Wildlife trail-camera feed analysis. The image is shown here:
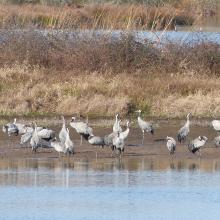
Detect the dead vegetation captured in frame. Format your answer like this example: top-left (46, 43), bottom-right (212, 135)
top-left (0, 0), bottom-right (219, 118)
top-left (0, 3), bottom-right (200, 30)
top-left (0, 30), bottom-right (219, 118)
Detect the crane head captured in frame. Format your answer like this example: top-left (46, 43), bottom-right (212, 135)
top-left (71, 117), bottom-right (76, 122)
top-left (135, 110), bottom-right (141, 113)
top-left (186, 113), bottom-right (191, 118)
top-left (200, 136), bottom-right (208, 141)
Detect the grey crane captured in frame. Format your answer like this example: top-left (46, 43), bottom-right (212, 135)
top-left (113, 113), bottom-right (122, 133)
top-left (135, 110), bottom-right (154, 144)
top-left (88, 135), bottom-right (105, 159)
top-left (177, 113), bottom-right (191, 143)
top-left (30, 123), bottom-right (52, 152)
top-left (59, 115), bottom-right (68, 144)
top-left (2, 119), bottom-right (19, 136)
top-left (12, 118), bottom-right (27, 135)
top-left (65, 128), bottom-right (74, 155)
top-left (37, 127), bottom-right (55, 141)
top-left (119, 120), bottom-right (130, 140)
top-left (113, 132), bottom-right (124, 157)
top-left (30, 123), bottom-right (41, 152)
top-left (212, 120), bottom-right (220, 132)
top-left (51, 138), bottom-right (67, 157)
top-left (188, 136), bottom-right (208, 156)
top-left (20, 125), bottom-right (49, 145)
top-left (20, 132), bottom-right (33, 145)
top-left (166, 136), bottom-right (176, 155)
top-left (104, 132), bottom-right (116, 154)
top-left (70, 116), bottom-right (93, 145)
top-left (88, 135), bottom-right (105, 147)
top-left (214, 136), bottom-right (220, 147)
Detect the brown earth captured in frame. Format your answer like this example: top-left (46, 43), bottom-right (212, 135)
top-left (0, 119), bottom-right (220, 171)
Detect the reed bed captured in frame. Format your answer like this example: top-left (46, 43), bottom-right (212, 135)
top-left (0, 3), bottom-right (199, 30)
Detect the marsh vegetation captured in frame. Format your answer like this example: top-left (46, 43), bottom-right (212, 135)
top-left (0, 0), bottom-right (219, 118)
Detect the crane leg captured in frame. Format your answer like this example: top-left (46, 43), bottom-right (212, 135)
top-left (80, 136), bottom-right (83, 146)
top-left (142, 131), bottom-right (145, 145)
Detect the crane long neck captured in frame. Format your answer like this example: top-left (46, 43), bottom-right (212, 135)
top-left (186, 117), bottom-right (190, 127)
top-left (116, 115), bottom-right (118, 122)
top-left (62, 119), bottom-right (66, 128)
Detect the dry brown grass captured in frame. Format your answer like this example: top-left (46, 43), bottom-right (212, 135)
top-left (0, 3), bottom-right (196, 30)
top-left (1, 63), bottom-right (220, 118)
top-left (0, 29), bottom-right (219, 118)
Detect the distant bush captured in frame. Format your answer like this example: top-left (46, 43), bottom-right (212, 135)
top-left (0, 30), bottom-right (219, 75)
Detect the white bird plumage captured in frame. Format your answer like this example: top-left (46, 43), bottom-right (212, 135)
top-left (59, 116), bottom-right (68, 144)
top-left (51, 138), bottom-right (67, 157)
top-left (37, 128), bottom-right (55, 141)
top-left (20, 125), bottom-right (48, 145)
top-left (188, 136), bottom-right (208, 155)
top-left (135, 110), bottom-right (154, 144)
top-left (88, 134), bottom-right (105, 158)
top-left (65, 128), bottom-right (74, 155)
top-left (166, 136), bottom-right (176, 155)
top-left (30, 123), bottom-right (41, 152)
top-left (113, 132), bottom-right (124, 157)
top-left (88, 135), bottom-right (105, 147)
top-left (212, 120), bottom-right (220, 132)
top-left (113, 114), bottom-right (122, 133)
top-left (70, 116), bottom-right (93, 145)
top-left (214, 136), bottom-right (220, 147)
top-left (119, 120), bottom-right (130, 140)
top-left (2, 118), bottom-right (19, 136)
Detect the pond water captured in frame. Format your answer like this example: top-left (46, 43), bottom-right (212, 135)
top-left (0, 28), bottom-right (219, 48)
top-left (1, 157), bottom-right (220, 220)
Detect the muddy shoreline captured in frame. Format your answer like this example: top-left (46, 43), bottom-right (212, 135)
top-left (1, 120), bottom-right (220, 164)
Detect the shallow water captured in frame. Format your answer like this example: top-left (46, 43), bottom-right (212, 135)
top-left (1, 157), bottom-right (220, 220)
top-left (1, 119), bottom-right (220, 219)
top-left (0, 29), bottom-right (219, 47)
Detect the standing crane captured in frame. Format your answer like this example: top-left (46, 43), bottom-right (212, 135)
top-left (70, 116), bottom-right (93, 145)
top-left (177, 113), bottom-right (191, 143)
top-left (59, 115), bottom-right (68, 144)
top-left (135, 110), bottom-right (154, 145)
top-left (166, 136), bottom-right (176, 155)
top-left (113, 113), bottom-right (122, 133)
top-left (65, 128), bottom-right (74, 155)
top-left (30, 122), bottom-right (41, 153)
top-left (119, 120), bottom-right (130, 140)
top-left (88, 134), bottom-right (105, 159)
top-left (113, 132), bottom-right (124, 158)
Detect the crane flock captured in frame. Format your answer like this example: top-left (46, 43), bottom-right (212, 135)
top-left (1, 111), bottom-right (219, 158)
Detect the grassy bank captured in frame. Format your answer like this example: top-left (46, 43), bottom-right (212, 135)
top-left (1, 64), bottom-right (220, 118)
top-left (0, 1), bottom-right (216, 30)
top-left (0, 30), bottom-right (219, 118)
